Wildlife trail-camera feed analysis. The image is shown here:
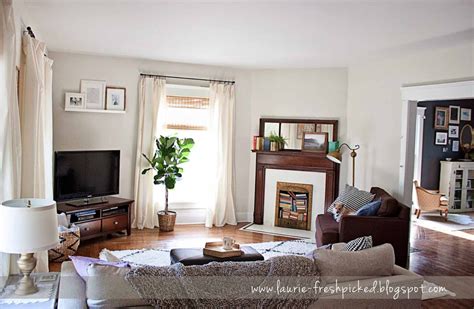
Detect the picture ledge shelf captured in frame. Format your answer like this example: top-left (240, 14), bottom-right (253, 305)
top-left (65, 109), bottom-right (126, 114)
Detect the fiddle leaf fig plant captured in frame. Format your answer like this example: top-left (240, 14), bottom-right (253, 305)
top-left (142, 135), bottom-right (195, 213)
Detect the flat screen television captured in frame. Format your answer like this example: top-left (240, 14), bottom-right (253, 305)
top-left (54, 150), bottom-right (120, 202)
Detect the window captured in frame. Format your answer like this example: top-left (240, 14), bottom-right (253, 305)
top-left (159, 84), bottom-right (212, 209)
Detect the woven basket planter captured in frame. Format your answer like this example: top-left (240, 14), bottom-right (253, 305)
top-left (158, 211), bottom-right (176, 232)
top-left (48, 225), bottom-right (80, 262)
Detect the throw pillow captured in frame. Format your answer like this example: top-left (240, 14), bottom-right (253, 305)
top-left (69, 256), bottom-right (129, 280)
top-left (342, 236), bottom-right (373, 251)
top-left (327, 184), bottom-right (375, 214)
top-left (355, 199), bottom-right (382, 216)
top-left (377, 198), bottom-right (401, 217)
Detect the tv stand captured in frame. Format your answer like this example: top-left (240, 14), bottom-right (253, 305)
top-left (57, 197), bottom-right (134, 240)
top-left (66, 196), bottom-right (109, 207)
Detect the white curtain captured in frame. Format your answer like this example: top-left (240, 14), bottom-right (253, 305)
top-left (132, 77), bottom-right (166, 229)
top-left (205, 82), bottom-right (237, 227)
top-left (18, 35), bottom-right (54, 272)
top-left (0, 0), bottom-right (22, 279)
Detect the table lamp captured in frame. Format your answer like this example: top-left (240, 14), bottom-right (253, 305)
top-left (327, 143), bottom-right (360, 187)
top-left (0, 199), bottom-right (58, 295)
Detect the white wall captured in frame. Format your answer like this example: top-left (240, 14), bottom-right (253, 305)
top-left (50, 52), bottom-right (348, 223)
top-left (346, 42), bottom-right (474, 200)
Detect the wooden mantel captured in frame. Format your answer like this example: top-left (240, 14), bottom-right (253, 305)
top-left (253, 150), bottom-right (339, 224)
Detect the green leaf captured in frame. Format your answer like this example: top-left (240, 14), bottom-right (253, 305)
top-left (141, 168), bottom-right (151, 175)
top-left (165, 176), bottom-right (176, 189)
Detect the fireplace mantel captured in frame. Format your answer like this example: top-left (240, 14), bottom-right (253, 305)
top-left (253, 150), bottom-right (339, 224)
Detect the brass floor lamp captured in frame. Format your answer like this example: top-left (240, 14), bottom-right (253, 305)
top-left (327, 143), bottom-right (360, 187)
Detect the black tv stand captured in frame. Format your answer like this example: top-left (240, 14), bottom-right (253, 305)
top-left (66, 196), bottom-right (109, 207)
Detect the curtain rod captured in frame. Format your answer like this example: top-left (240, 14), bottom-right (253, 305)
top-left (140, 73), bottom-right (235, 84)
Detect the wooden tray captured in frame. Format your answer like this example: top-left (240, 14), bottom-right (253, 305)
top-left (203, 241), bottom-right (242, 258)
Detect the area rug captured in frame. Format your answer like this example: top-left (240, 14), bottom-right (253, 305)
top-left (105, 239), bottom-right (452, 300)
top-left (239, 223), bottom-right (314, 239)
top-left (414, 213), bottom-right (474, 232)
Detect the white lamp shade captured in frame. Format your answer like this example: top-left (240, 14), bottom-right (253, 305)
top-left (0, 199), bottom-right (59, 254)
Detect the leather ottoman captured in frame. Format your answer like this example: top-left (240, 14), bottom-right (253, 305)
top-left (170, 246), bottom-right (264, 266)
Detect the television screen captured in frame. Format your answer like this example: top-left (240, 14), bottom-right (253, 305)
top-left (54, 150), bottom-right (120, 202)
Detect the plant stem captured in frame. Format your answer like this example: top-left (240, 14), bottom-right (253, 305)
top-left (165, 187), bottom-right (169, 213)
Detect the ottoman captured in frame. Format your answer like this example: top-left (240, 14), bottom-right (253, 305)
top-left (170, 246), bottom-right (264, 266)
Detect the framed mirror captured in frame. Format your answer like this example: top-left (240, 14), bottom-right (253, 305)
top-left (460, 124), bottom-right (473, 159)
top-left (260, 118), bottom-right (338, 150)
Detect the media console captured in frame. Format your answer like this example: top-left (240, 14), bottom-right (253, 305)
top-left (57, 197), bottom-right (133, 240)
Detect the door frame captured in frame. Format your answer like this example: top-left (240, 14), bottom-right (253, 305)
top-left (399, 80), bottom-right (474, 206)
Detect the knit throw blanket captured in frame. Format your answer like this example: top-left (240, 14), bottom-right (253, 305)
top-left (125, 255), bottom-right (320, 308)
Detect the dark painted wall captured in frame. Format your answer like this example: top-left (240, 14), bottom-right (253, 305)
top-left (418, 99), bottom-right (474, 189)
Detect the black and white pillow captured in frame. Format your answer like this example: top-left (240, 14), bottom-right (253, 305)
top-left (327, 185), bottom-right (375, 214)
top-left (343, 236), bottom-right (373, 251)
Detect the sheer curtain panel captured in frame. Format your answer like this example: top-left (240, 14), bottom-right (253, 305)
top-left (132, 77), bottom-right (166, 229)
top-left (205, 82), bottom-right (237, 227)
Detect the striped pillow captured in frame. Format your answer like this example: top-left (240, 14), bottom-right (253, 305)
top-left (327, 185), bottom-right (375, 214)
top-left (343, 236), bottom-right (373, 251)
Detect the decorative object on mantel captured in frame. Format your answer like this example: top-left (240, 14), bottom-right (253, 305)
top-left (268, 132), bottom-right (287, 151)
top-left (434, 106), bottom-right (449, 130)
top-left (0, 199), bottom-right (59, 295)
top-left (449, 105), bottom-right (460, 124)
top-left (105, 86), bottom-right (126, 111)
top-left (80, 79), bottom-right (106, 110)
top-left (142, 136), bottom-right (195, 232)
top-left (64, 92), bottom-right (86, 111)
top-left (302, 132), bottom-right (328, 153)
top-left (327, 143), bottom-right (360, 186)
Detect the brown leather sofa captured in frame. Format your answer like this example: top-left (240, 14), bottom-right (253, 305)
top-left (315, 187), bottom-right (410, 267)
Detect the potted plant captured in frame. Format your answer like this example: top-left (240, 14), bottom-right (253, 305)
top-left (142, 135), bottom-right (195, 232)
top-left (269, 132), bottom-right (287, 151)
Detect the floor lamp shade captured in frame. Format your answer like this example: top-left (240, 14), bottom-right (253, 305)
top-left (0, 199), bottom-right (59, 253)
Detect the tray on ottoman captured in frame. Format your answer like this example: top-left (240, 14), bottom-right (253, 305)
top-left (170, 246), bottom-right (264, 266)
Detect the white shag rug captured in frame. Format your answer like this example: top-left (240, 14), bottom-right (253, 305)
top-left (105, 239), bottom-right (453, 300)
top-left (415, 213), bottom-right (474, 232)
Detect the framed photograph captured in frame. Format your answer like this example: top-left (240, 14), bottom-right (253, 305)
top-left (449, 105), bottom-right (460, 124)
top-left (452, 140), bottom-right (459, 152)
top-left (302, 132), bottom-right (328, 152)
top-left (65, 92), bottom-right (86, 111)
top-left (434, 107), bottom-right (449, 130)
top-left (297, 123), bottom-right (316, 139)
top-left (435, 132), bottom-right (448, 145)
top-left (106, 87), bottom-right (126, 111)
top-left (80, 79), bottom-right (106, 110)
top-left (448, 125), bottom-right (459, 138)
top-left (461, 108), bottom-right (471, 121)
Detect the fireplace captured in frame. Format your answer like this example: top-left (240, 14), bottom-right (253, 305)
top-left (275, 182), bottom-right (313, 230)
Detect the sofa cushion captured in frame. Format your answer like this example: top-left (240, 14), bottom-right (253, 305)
top-left (355, 199), bottom-right (382, 216)
top-left (86, 264), bottom-right (149, 308)
top-left (312, 243), bottom-right (395, 283)
top-left (342, 236), bottom-right (372, 251)
top-left (316, 214), bottom-right (339, 246)
top-left (371, 187), bottom-right (401, 217)
top-left (328, 185), bottom-right (375, 213)
top-left (69, 256), bottom-right (128, 280)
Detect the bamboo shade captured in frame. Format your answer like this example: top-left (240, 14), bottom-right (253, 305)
top-left (167, 95), bottom-right (209, 109)
top-left (166, 124), bottom-right (207, 131)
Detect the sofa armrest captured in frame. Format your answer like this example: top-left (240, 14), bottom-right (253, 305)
top-left (338, 216), bottom-right (410, 267)
top-left (58, 262), bottom-right (87, 309)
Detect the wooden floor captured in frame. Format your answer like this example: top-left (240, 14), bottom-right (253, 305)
top-left (50, 222), bottom-right (474, 308)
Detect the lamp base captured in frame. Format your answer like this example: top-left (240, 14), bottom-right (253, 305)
top-left (15, 253), bottom-right (38, 295)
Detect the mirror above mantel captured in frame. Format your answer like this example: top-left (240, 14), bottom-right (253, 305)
top-left (260, 118), bottom-right (338, 150)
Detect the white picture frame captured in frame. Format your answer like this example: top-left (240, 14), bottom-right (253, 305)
top-left (452, 140), bottom-right (459, 152)
top-left (435, 132), bottom-right (448, 145)
top-left (80, 80), bottom-right (106, 110)
top-left (448, 125), bottom-right (459, 138)
top-left (65, 92), bottom-right (86, 111)
top-left (449, 105), bottom-right (460, 124)
top-left (105, 87), bottom-right (126, 111)
top-left (461, 108), bottom-right (471, 121)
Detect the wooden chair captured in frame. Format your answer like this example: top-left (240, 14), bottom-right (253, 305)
top-left (413, 181), bottom-right (448, 221)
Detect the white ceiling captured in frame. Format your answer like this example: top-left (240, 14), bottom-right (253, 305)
top-left (24, 0), bottom-right (474, 68)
